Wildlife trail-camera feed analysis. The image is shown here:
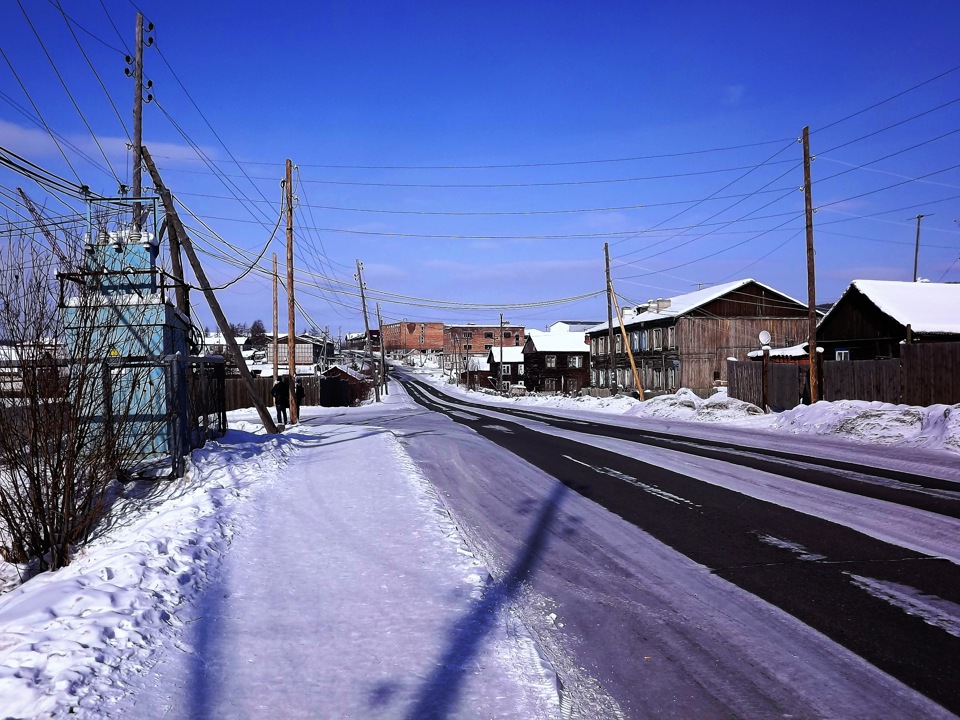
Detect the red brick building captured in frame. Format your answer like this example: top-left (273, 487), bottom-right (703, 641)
top-left (381, 321), bottom-right (445, 358)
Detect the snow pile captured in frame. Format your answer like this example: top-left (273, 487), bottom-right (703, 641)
top-left (767, 400), bottom-right (960, 454)
top-left (622, 388), bottom-right (763, 422)
top-left (0, 427), bottom-right (292, 717)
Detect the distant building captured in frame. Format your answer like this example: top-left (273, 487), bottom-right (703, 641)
top-left (381, 321), bottom-right (444, 357)
top-left (443, 322), bottom-right (525, 375)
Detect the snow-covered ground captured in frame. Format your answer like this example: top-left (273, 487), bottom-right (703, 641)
top-left (0, 364), bottom-right (957, 718)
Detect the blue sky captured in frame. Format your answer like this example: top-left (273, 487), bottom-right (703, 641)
top-left (1, 1), bottom-right (959, 337)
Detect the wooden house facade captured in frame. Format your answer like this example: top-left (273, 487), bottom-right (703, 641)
top-left (815, 280), bottom-right (960, 360)
top-left (587, 279), bottom-right (812, 397)
top-left (521, 332), bottom-right (590, 393)
top-left (486, 346), bottom-right (525, 392)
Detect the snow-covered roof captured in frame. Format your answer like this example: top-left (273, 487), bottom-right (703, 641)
top-left (824, 280), bottom-right (960, 335)
top-left (524, 332), bottom-right (589, 353)
top-left (746, 343), bottom-right (823, 358)
top-left (323, 364), bottom-right (366, 381)
top-left (486, 346), bottom-right (525, 364)
top-left (586, 279), bottom-right (808, 333)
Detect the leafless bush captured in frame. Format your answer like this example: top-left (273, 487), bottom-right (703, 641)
top-left (0, 228), bottom-right (173, 571)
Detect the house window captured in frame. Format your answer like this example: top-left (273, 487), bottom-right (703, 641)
top-left (501, 365), bottom-right (511, 376)
top-left (615, 335), bottom-right (622, 353)
top-left (640, 330), bottom-right (647, 351)
top-left (463, 344), bottom-right (472, 350)
top-left (569, 355), bottom-right (583, 368)
top-left (653, 367), bottom-right (663, 389)
top-left (484, 344), bottom-right (493, 350)
top-left (544, 378), bottom-right (557, 392)
top-left (546, 355), bottom-right (557, 368)
top-left (836, 349), bottom-right (851, 361)
top-left (518, 364), bottom-right (524, 376)
top-left (631, 331), bottom-right (640, 352)
top-left (592, 369), bottom-right (600, 386)
top-left (667, 326), bottom-right (676, 349)
top-left (501, 381), bottom-right (510, 392)
top-left (668, 367), bottom-right (677, 389)
top-left (591, 338), bottom-right (598, 355)
top-left (463, 331), bottom-right (473, 339)
top-left (503, 331), bottom-right (512, 339)
top-left (484, 331), bottom-right (494, 339)
top-left (654, 328), bottom-right (662, 350)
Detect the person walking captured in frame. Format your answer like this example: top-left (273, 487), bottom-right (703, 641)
top-left (294, 378), bottom-right (305, 418)
top-left (271, 375), bottom-right (289, 425)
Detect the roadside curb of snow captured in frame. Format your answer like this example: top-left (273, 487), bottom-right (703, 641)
top-left (384, 432), bottom-right (567, 718)
top-left (0, 428), bottom-right (294, 718)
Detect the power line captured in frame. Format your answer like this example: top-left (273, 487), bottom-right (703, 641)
top-left (16, 0), bottom-right (121, 185)
top-left (814, 64), bottom-right (960, 135)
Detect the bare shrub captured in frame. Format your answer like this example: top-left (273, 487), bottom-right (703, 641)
top-left (0, 227), bottom-right (174, 572)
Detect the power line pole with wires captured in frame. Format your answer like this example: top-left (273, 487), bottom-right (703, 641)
top-left (913, 213), bottom-right (931, 282)
top-left (802, 126), bottom-right (819, 403)
top-left (355, 260), bottom-right (380, 402)
top-left (125, 12), bottom-right (153, 228)
top-left (604, 243), bottom-right (617, 394)
top-left (285, 159), bottom-right (297, 423)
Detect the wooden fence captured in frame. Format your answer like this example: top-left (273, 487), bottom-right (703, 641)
top-left (224, 375), bottom-right (367, 411)
top-left (224, 376), bottom-right (325, 412)
top-left (729, 342), bottom-right (960, 409)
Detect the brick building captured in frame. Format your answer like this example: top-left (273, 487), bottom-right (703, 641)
top-left (380, 321), bottom-right (445, 358)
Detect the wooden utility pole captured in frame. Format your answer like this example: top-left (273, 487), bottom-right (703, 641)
top-left (130, 12), bottom-right (146, 228)
top-left (499, 312), bottom-right (504, 394)
top-left (604, 243), bottom-right (617, 394)
top-left (913, 214), bottom-right (930, 282)
top-left (375, 303), bottom-right (388, 395)
top-left (802, 126), bottom-right (819, 403)
top-left (356, 260), bottom-right (380, 402)
top-left (272, 252), bottom-right (279, 382)
top-left (142, 145), bottom-right (278, 434)
top-left (610, 282), bottom-right (644, 400)
top-left (285, 159), bottom-right (297, 423)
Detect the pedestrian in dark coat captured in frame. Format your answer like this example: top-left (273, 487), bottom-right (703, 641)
top-left (294, 378), bottom-right (305, 416)
top-left (271, 376), bottom-right (289, 424)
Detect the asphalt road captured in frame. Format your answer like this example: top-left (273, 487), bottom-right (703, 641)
top-left (322, 374), bottom-right (960, 718)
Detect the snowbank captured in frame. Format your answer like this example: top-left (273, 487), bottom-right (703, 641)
top-left (0, 427), bottom-right (293, 716)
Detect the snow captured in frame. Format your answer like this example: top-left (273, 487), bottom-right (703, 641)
top-left (0, 363), bottom-right (958, 717)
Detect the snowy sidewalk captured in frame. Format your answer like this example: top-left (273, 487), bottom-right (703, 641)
top-left (0, 418), bottom-right (557, 718)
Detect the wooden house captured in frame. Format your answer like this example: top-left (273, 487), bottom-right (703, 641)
top-left (815, 280), bottom-right (960, 360)
top-left (522, 332), bottom-right (590, 393)
top-left (486, 346), bottom-right (525, 392)
top-left (586, 279), bottom-right (812, 397)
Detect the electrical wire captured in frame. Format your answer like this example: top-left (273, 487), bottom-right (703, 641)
top-left (16, 0), bottom-right (121, 185)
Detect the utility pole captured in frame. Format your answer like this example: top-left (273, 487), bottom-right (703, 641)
top-left (913, 213), bottom-right (930, 282)
top-left (375, 303), bottom-right (388, 395)
top-left (499, 312), bottom-right (504, 394)
top-left (127, 12), bottom-right (152, 230)
top-left (272, 252), bottom-right (278, 382)
top-left (142, 145), bottom-right (278, 434)
top-left (604, 243), bottom-right (617, 394)
top-left (802, 126), bottom-right (819, 403)
top-left (285, 159), bottom-right (297, 422)
top-left (356, 260), bottom-right (380, 402)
